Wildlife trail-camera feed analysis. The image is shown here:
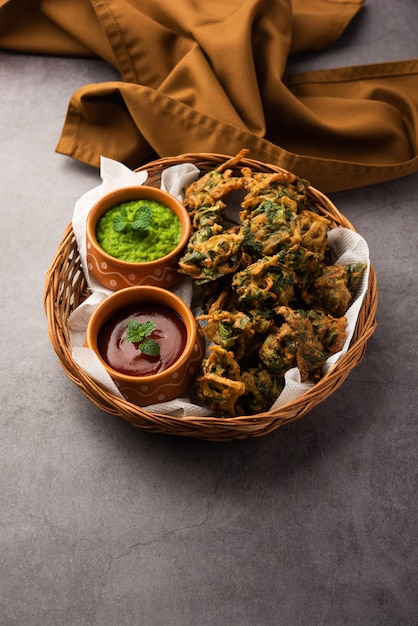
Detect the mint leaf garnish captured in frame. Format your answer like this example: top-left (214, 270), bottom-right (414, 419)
top-left (112, 205), bottom-right (152, 235)
top-left (139, 337), bottom-right (161, 356)
top-left (126, 320), bottom-right (155, 342)
top-left (125, 320), bottom-right (160, 356)
top-left (113, 208), bottom-right (128, 232)
top-left (131, 205), bottom-right (153, 233)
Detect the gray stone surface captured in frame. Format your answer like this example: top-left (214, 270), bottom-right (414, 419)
top-left (1, 1), bottom-right (417, 624)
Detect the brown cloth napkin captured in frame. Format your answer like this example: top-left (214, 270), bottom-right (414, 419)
top-left (1, 0), bottom-right (418, 191)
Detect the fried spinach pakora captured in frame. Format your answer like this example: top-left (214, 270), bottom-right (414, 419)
top-left (240, 367), bottom-right (284, 415)
top-left (300, 261), bottom-right (367, 317)
top-left (239, 168), bottom-right (308, 218)
top-left (197, 305), bottom-right (275, 360)
top-left (194, 345), bottom-right (283, 417)
top-left (178, 150), bottom-right (314, 285)
top-left (259, 307), bottom-right (347, 382)
top-left (177, 151), bottom-right (367, 416)
top-left (178, 227), bottom-right (250, 284)
top-left (194, 305), bottom-right (346, 416)
top-left (196, 310), bottom-right (255, 360)
top-left (182, 148), bottom-right (250, 230)
top-left (241, 197), bottom-right (301, 257)
top-left (232, 255), bottom-right (297, 310)
top-left (194, 345), bottom-right (246, 417)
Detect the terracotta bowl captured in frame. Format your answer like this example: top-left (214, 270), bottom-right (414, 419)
top-left (85, 286), bottom-right (205, 406)
top-left (86, 186), bottom-right (191, 290)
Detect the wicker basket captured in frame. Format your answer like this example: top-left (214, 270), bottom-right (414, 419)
top-left (44, 153), bottom-right (378, 440)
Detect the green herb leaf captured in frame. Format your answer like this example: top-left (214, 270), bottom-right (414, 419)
top-left (126, 319), bottom-right (156, 343)
top-left (125, 320), bottom-right (160, 355)
top-left (113, 208), bottom-right (128, 232)
top-left (131, 205), bottom-right (153, 232)
top-left (218, 321), bottom-right (232, 340)
top-left (139, 337), bottom-right (161, 356)
top-left (125, 320), bottom-right (141, 343)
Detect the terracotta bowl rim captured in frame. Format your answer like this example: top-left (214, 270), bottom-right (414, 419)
top-left (86, 185), bottom-right (191, 268)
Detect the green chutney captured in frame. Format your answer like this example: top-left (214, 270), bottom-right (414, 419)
top-left (95, 199), bottom-right (181, 262)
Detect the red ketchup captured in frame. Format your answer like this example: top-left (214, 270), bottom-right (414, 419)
top-left (98, 303), bottom-right (187, 376)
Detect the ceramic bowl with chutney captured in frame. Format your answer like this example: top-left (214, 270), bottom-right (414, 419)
top-left (85, 286), bottom-right (205, 406)
top-left (86, 186), bottom-right (191, 291)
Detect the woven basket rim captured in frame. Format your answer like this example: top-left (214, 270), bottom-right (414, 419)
top-left (44, 152), bottom-right (378, 440)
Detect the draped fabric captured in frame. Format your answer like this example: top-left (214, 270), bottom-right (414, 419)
top-left (1, 0), bottom-right (418, 191)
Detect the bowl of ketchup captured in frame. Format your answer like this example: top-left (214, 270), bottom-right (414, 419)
top-left (85, 286), bottom-right (205, 406)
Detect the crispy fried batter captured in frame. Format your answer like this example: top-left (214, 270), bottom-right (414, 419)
top-left (297, 209), bottom-right (330, 259)
top-left (178, 228), bottom-right (248, 284)
top-left (240, 169), bottom-right (308, 218)
top-left (300, 262), bottom-right (366, 317)
top-left (241, 197), bottom-right (301, 257)
top-left (278, 244), bottom-right (324, 289)
top-left (197, 310), bottom-right (254, 360)
top-left (194, 345), bottom-right (245, 417)
top-left (232, 255), bottom-right (297, 310)
top-left (307, 309), bottom-right (347, 354)
top-left (240, 366), bottom-right (283, 415)
top-left (259, 306), bottom-right (347, 382)
top-left (183, 149), bottom-right (250, 230)
top-left (178, 151), bottom-right (366, 416)
top-left (194, 345), bottom-right (283, 416)
top-left (197, 307), bottom-right (274, 361)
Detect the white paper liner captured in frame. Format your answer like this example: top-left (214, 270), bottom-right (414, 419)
top-left (68, 157), bottom-right (370, 418)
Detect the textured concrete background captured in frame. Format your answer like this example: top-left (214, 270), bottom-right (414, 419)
top-left (1, 1), bottom-right (417, 624)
